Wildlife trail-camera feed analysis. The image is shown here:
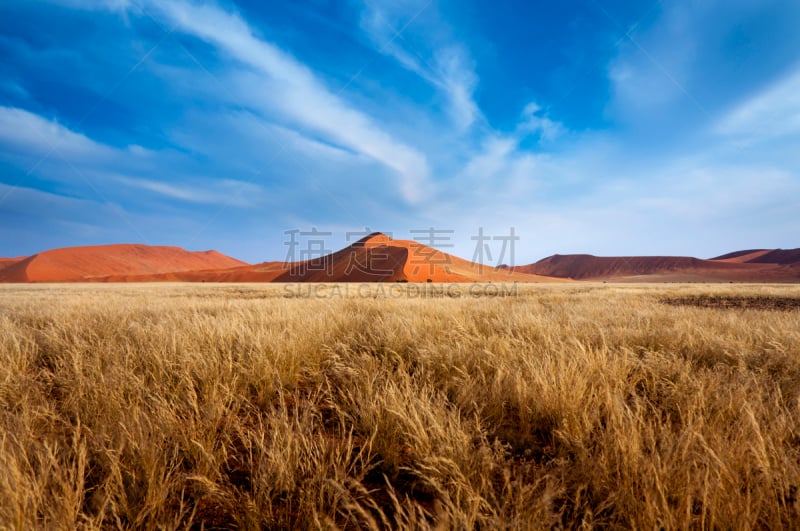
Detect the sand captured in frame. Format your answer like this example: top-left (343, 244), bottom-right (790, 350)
top-left (0, 244), bottom-right (248, 282)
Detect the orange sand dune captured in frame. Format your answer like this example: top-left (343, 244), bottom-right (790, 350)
top-left (0, 244), bottom-right (248, 282)
top-left (516, 250), bottom-right (800, 282)
top-left (268, 232), bottom-right (560, 283)
top-left (95, 233), bottom-right (562, 283)
top-left (0, 256), bottom-right (26, 270)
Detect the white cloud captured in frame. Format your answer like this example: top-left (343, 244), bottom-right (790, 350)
top-left (605, 2), bottom-right (700, 124)
top-left (519, 102), bottom-right (564, 142)
top-left (166, 107), bottom-right (363, 173)
top-left (0, 180), bottom-right (97, 214)
top-left (144, 0), bottom-right (430, 203)
top-left (434, 46), bottom-right (479, 131)
top-left (358, 0), bottom-right (480, 131)
top-left (0, 105), bottom-right (268, 209)
top-left (452, 136), bottom-right (541, 203)
top-left (0, 106), bottom-right (154, 167)
top-left (42, 0), bottom-right (131, 11)
top-left (716, 68), bottom-right (800, 141)
top-left (0, 106), bottom-right (112, 161)
top-left (448, 101), bottom-right (568, 200)
top-left (38, 0), bottom-right (431, 203)
top-left (461, 136), bottom-right (516, 182)
top-left (113, 174), bottom-right (264, 207)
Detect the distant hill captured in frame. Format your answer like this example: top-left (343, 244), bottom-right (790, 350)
top-left (514, 249), bottom-right (800, 282)
top-left (741, 249), bottom-right (800, 265)
top-left (514, 254), bottom-right (711, 280)
top-left (711, 249), bottom-right (770, 262)
top-left (0, 244), bottom-right (248, 282)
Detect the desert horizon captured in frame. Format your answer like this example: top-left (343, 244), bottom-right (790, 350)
top-left (2, 233), bottom-right (798, 283)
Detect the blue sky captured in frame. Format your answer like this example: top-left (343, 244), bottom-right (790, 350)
top-left (1, 0), bottom-right (799, 265)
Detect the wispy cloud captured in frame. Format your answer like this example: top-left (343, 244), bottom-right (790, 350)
top-left (604, 2), bottom-right (702, 131)
top-left (0, 105), bottom-right (266, 209)
top-left (42, 0), bottom-right (132, 11)
top-left (518, 103), bottom-right (565, 142)
top-left (37, 0), bottom-right (432, 203)
top-left (716, 67), bottom-right (800, 142)
top-left (0, 106), bottom-right (117, 161)
top-left (358, 0), bottom-right (480, 131)
top-left (441, 100), bottom-right (567, 203)
top-left (144, 0), bottom-right (430, 203)
top-left (113, 174), bottom-right (264, 207)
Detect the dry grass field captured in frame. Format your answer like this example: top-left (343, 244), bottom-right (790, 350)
top-left (1, 282), bottom-right (800, 529)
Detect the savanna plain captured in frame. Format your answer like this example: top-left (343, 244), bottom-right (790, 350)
top-left (1, 282), bottom-right (800, 529)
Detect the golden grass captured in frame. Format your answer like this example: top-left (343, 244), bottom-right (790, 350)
top-left (1, 282), bottom-right (800, 529)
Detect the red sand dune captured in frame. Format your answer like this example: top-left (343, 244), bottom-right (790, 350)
top-left (100, 233), bottom-right (561, 283)
top-left (711, 249), bottom-right (772, 263)
top-left (743, 249), bottom-right (800, 265)
top-left (515, 249), bottom-right (800, 282)
top-left (711, 249), bottom-right (800, 265)
top-left (0, 256), bottom-right (26, 270)
top-left (266, 232), bottom-right (559, 283)
top-left (0, 244), bottom-right (247, 282)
